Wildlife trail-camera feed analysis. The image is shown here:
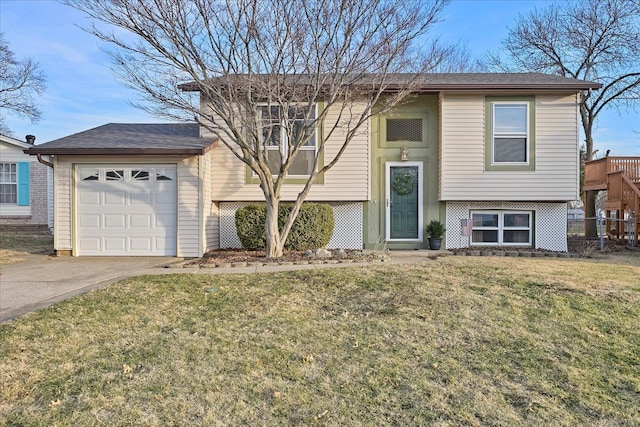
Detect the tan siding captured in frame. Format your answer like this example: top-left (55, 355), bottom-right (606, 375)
top-left (207, 102), bottom-right (370, 201)
top-left (177, 156), bottom-right (201, 257)
top-left (53, 159), bottom-right (72, 251)
top-left (52, 155), bottom-right (203, 257)
top-left (200, 150), bottom-right (219, 251)
top-left (440, 93), bottom-right (579, 201)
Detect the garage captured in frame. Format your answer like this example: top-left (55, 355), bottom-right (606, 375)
top-left (76, 165), bottom-right (177, 256)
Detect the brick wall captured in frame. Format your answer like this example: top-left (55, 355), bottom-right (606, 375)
top-left (30, 162), bottom-right (49, 224)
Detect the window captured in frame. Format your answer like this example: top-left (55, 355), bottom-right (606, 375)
top-left (471, 211), bottom-right (532, 246)
top-left (131, 170), bottom-right (150, 181)
top-left (258, 104), bottom-right (317, 176)
top-left (0, 163), bottom-right (17, 204)
top-left (493, 103), bottom-right (528, 163)
top-left (485, 96), bottom-right (535, 171)
top-left (105, 170), bottom-right (125, 181)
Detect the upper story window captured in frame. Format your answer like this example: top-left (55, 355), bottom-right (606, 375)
top-left (485, 96), bottom-right (535, 171)
top-left (0, 162), bottom-right (17, 204)
top-left (493, 103), bottom-right (528, 163)
top-left (259, 104), bottom-right (317, 176)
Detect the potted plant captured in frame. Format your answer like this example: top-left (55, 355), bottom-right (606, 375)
top-left (426, 219), bottom-right (446, 250)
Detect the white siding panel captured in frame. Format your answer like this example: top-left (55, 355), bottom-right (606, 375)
top-left (440, 93), bottom-right (579, 201)
top-left (208, 102), bottom-right (370, 201)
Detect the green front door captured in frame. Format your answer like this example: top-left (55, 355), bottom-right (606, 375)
top-left (388, 165), bottom-right (420, 239)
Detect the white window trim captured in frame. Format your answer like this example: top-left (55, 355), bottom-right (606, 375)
top-left (385, 161), bottom-right (424, 242)
top-left (256, 103), bottom-right (318, 177)
top-left (491, 101), bottom-right (530, 165)
top-left (470, 210), bottom-right (532, 246)
top-left (0, 162), bottom-right (17, 205)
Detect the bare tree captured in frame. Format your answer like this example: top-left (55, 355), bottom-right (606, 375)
top-left (483, 0), bottom-right (640, 237)
top-left (67, 0), bottom-right (450, 257)
top-left (0, 34), bottom-right (46, 136)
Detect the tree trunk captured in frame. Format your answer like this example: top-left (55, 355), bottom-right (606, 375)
top-left (264, 197), bottom-right (284, 258)
top-left (584, 190), bottom-right (599, 239)
top-left (583, 123), bottom-right (598, 239)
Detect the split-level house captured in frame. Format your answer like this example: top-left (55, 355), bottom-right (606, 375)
top-left (25, 73), bottom-right (600, 257)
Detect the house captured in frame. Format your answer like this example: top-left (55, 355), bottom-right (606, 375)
top-left (25, 73), bottom-right (601, 256)
top-left (1, 134), bottom-right (52, 230)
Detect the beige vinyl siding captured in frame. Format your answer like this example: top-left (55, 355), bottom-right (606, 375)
top-left (200, 150), bottom-right (219, 251)
top-left (177, 156), bottom-right (201, 257)
top-left (440, 93), bottom-right (579, 201)
top-left (206, 102), bottom-right (370, 201)
top-left (52, 155), bottom-right (203, 257)
top-left (53, 157), bottom-right (72, 251)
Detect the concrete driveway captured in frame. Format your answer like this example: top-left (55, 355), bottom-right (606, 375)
top-left (0, 254), bottom-right (192, 323)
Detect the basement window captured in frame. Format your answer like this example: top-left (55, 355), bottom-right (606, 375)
top-left (471, 211), bottom-right (532, 246)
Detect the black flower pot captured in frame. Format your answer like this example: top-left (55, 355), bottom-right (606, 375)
top-left (428, 238), bottom-right (442, 250)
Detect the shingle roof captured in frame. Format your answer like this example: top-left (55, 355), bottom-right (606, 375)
top-left (24, 123), bottom-right (217, 155)
top-left (391, 73), bottom-right (602, 90)
top-left (180, 72), bottom-right (601, 92)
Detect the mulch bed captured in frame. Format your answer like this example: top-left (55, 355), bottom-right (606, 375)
top-left (188, 248), bottom-right (385, 266)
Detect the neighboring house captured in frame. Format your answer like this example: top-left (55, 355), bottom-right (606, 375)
top-left (25, 73), bottom-right (600, 257)
top-left (0, 134), bottom-right (52, 230)
top-left (567, 209), bottom-right (585, 220)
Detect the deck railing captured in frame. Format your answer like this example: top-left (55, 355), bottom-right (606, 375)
top-left (584, 156), bottom-right (640, 191)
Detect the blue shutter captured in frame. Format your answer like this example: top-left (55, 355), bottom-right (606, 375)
top-left (17, 162), bottom-right (30, 206)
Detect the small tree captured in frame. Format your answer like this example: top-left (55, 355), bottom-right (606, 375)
top-left (0, 34), bottom-right (46, 136)
top-left (67, 0), bottom-right (451, 257)
top-left (484, 0), bottom-right (640, 238)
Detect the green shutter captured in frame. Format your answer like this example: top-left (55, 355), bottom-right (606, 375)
top-left (17, 162), bottom-right (30, 206)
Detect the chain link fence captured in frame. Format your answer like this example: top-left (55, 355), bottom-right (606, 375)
top-left (567, 215), bottom-right (637, 250)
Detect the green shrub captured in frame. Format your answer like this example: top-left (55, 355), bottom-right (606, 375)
top-left (235, 204), bottom-right (267, 250)
top-left (282, 202), bottom-right (334, 250)
top-left (235, 202), bottom-right (334, 251)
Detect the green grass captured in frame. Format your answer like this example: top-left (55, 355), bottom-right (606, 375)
top-left (1, 257), bottom-right (639, 426)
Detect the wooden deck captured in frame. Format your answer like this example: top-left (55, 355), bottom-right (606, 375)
top-left (584, 156), bottom-right (640, 245)
top-left (584, 156), bottom-right (640, 191)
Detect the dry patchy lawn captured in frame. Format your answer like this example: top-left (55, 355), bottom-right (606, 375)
top-left (0, 233), bottom-right (53, 265)
top-left (0, 256), bottom-right (638, 426)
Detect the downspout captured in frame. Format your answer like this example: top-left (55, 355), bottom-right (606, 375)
top-left (37, 154), bottom-right (54, 169)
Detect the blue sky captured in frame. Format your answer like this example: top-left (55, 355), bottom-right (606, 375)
top-left (1, 0), bottom-right (638, 155)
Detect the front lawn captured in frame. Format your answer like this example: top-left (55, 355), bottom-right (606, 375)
top-left (1, 257), bottom-right (638, 425)
top-left (0, 233), bottom-right (53, 265)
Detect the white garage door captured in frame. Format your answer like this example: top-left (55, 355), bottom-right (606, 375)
top-left (76, 165), bottom-right (177, 256)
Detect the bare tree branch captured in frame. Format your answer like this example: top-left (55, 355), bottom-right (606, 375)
top-left (65, 0), bottom-right (450, 257)
top-left (0, 33), bottom-right (46, 136)
top-left (482, 0), bottom-right (640, 239)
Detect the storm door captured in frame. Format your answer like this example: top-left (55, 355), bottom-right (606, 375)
top-left (385, 162), bottom-right (423, 241)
